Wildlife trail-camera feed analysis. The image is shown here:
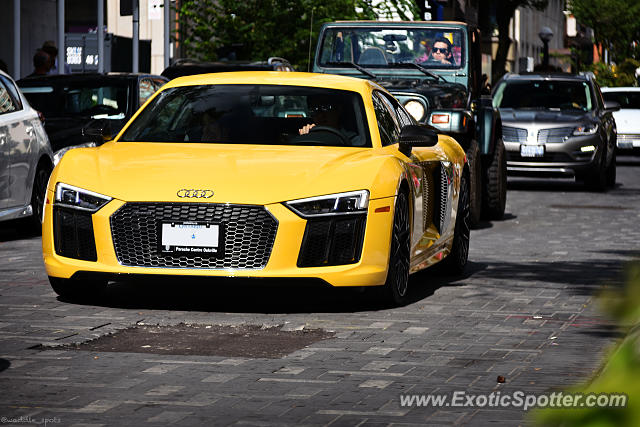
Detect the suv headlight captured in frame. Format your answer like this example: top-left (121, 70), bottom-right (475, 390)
top-left (54, 183), bottom-right (112, 212)
top-left (285, 190), bottom-right (369, 218)
top-left (404, 100), bottom-right (426, 122)
top-left (573, 123), bottom-right (598, 135)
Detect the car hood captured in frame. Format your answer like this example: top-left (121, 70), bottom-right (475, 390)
top-left (52, 142), bottom-right (404, 204)
top-left (499, 108), bottom-right (594, 126)
top-left (378, 79), bottom-right (468, 109)
top-left (612, 109), bottom-right (640, 133)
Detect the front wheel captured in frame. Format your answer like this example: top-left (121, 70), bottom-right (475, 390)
top-left (49, 276), bottom-right (107, 301)
top-left (28, 164), bottom-right (51, 232)
top-left (440, 171), bottom-right (470, 274)
top-left (465, 141), bottom-right (482, 227)
top-left (382, 191), bottom-right (411, 306)
top-left (482, 138), bottom-right (507, 220)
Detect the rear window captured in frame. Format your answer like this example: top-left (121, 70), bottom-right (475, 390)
top-left (119, 84), bottom-right (371, 148)
top-left (493, 80), bottom-right (593, 111)
top-left (602, 91), bottom-right (640, 109)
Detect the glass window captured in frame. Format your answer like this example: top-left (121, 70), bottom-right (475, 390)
top-left (319, 26), bottom-right (465, 69)
top-left (602, 91), bottom-right (640, 109)
top-left (0, 81), bottom-right (17, 114)
top-left (139, 78), bottom-right (157, 106)
top-left (0, 76), bottom-right (23, 111)
top-left (119, 85), bottom-right (371, 148)
top-left (372, 92), bottom-right (400, 146)
top-left (493, 80), bottom-right (593, 111)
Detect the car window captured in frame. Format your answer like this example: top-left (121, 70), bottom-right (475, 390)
top-left (372, 91), bottom-right (400, 146)
top-left (0, 80), bottom-right (18, 115)
top-left (602, 91), bottom-right (640, 109)
top-left (0, 76), bottom-right (23, 111)
top-left (139, 78), bottom-right (157, 106)
top-left (119, 84), bottom-right (372, 148)
top-left (382, 92), bottom-right (415, 128)
top-left (493, 80), bottom-right (593, 111)
top-left (319, 26), bottom-right (465, 69)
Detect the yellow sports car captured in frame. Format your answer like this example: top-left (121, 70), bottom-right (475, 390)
top-left (42, 72), bottom-right (469, 305)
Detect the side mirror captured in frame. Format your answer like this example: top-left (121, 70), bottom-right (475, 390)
top-left (398, 125), bottom-right (438, 156)
top-left (82, 119), bottom-right (113, 146)
top-left (604, 101), bottom-right (620, 112)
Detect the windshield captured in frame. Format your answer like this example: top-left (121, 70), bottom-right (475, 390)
top-left (602, 91), bottom-right (640, 109)
top-left (318, 27), bottom-right (465, 69)
top-left (493, 80), bottom-right (593, 111)
top-left (119, 84), bottom-right (371, 148)
top-left (20, 83), bottom-right (129, 119)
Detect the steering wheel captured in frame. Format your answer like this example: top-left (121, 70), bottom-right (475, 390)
top-left (308, 126), bottom-right (350, 146)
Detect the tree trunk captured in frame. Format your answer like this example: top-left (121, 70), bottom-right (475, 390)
top-left (492, 2), bottom-right (517, 82)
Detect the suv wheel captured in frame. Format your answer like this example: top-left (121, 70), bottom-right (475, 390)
top-left (482, 137), bottom-right (506, 220)
top-left (606, 151), bottom-right (616, 187)
top-left (585, 151), bottom-right (608, 192)
top-left (466, 141), bottom-right (482, 227)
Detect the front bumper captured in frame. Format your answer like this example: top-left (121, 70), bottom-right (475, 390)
top-left (504, 134), bottom-right (601, 177)
top-left (42, 193), bottom-right (395, 287)
top-left (616, 134), bottom-right (640, 150)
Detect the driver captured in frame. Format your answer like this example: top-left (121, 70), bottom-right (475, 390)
top-left (418, 37), bottom-right (454, 65)
top-left (297, 94), bottom-right (362, 146)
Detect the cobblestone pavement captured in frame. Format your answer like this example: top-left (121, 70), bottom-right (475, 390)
top-left (0, 156), bottom-right (639, 426)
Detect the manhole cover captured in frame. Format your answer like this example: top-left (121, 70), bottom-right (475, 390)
top-left (57, 324), bottom-right (334, 358)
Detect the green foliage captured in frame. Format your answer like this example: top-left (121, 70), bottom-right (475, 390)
top-left (534, 263), bottom-right (640, 426)
top-left (174, 0), bottom-right (418, 71)
top-left (582, 59), bottom-right (640, 87)
top-left (569, 0), bottom-right (640, 62)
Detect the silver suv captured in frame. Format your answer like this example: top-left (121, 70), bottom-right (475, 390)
top-left (0, 70), bottom-right (53, 228)
top-left (492, 72), bottom-right (618, 191)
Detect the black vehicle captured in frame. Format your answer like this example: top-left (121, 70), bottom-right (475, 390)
top-left (17, 73), bottom-right (168, 155)
top-left (492, 72), bottom-right (618, 191)
top-left (161, 57), bottom-right (294, 80)
top-left (313, 21), bottom-right (506, 224)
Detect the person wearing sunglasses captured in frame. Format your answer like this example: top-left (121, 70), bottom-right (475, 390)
top-left (418, 37), bottom-right (454, 65)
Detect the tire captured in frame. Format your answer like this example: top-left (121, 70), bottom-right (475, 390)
top-left (465, 141), bottom-right (482, 227)
top-left (440, 171), bottom-right (470, 275)
top-left (28, 164), bottom-right (51, 232)
top-left (382, 191), bottom-right (411, 306)
top-left (585, 151), bottom-right (607, 192)
top-left (606, 151), bottom-right (616, 188)
top-left (49, 276), bottom-right (107, 301)
top-left (482, 137), bottom-right (507, 220)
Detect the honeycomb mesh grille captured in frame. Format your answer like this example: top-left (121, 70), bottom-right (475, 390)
top-left (110, 203), bottom-right (277, 269)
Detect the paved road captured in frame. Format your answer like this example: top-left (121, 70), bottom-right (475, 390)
top-left (0, 156), bottom-right (638, 426)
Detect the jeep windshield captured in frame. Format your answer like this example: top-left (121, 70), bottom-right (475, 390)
top-left (318, 27), bottom-right (465, 70)
top-left (493, 80), bottom-right (594, 111)
top-left (119, 85), bottom-right (371, 147)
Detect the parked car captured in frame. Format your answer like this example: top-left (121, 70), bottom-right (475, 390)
top-left (492, 72), bottom-right (618, 190)
top-left (42, 72), bottom-right (470, 306)
top-left (312, 21), bottom-right (507, 225)
top-left (161, 57), bottom-right (293, 80)
top-left (601, 87), bottom-right (640, 152)
top-left (17, 73), bottom-right (168, 161)
top-left (0, 70), bottom-right (54, 228)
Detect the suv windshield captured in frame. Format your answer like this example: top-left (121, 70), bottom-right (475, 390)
top-left (602, 91), bottom-right (640, 109)
top-left (318, 27), bottom-right (465, 69)
top-left (493, 80), bottom-right (593, 111)
top-left (20, 83), bottom-right (129, 119)
top-left (119, 84), bottom-right (371, 148)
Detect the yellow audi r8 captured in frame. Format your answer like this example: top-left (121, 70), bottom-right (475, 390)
top-left (42, 72), bottom-right (469, 305)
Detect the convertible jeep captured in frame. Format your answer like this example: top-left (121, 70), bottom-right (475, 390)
top-left (313, 21), bottom-right (506, 223)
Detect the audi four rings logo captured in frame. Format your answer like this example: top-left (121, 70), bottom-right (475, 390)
top-left (177, 189), bottom-right (214, 198)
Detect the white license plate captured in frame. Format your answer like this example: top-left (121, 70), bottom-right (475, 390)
top-left (160, 222), bottom-right (222, 256)
top-left (520, 144), bottom-right (545, 157)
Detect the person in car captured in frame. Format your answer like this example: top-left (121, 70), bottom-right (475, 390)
top-left (297, 94), bottom-right (362, 146)
top-left (417, 37), bottom-right (454, 65)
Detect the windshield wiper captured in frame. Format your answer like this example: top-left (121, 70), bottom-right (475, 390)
top-left (325, 61), bottom-right (377, 79)
top-left (392, 62), bottom-right (447, 83)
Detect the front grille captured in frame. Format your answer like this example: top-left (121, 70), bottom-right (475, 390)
top-left (502, 126), bottom-right (528, 143)
top-left (53, 207), bottom-right (97, 261)
top-left (110, 203), bottom-right (277, 269)
top-left (297, 216), bottom-right (366, 267)
top-left (432, 163), bottom-right (450, 234)
top-left (538, 127), bottom-right (574, 143)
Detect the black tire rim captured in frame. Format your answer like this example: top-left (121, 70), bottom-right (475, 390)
top-left (457, 175), bottom-right (471, 264)
top-left (390, 193), bottom-right (410, 297)
top-left (33, 168), bottom-right (49, 222)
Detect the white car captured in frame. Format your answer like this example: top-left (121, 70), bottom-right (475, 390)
top-left (0, 70), bottom-right (54, 228)
top-left (601, 87), bottom-right (640, 151)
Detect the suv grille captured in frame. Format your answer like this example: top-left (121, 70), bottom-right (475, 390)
top-left (110, 203), bottom-right (277, 269)
top-left (538, 127), bottom-right (574, 143)
top-left (502, 126), bottom-right (527, 143)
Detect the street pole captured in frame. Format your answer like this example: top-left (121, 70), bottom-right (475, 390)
top-left (57, 0), bottom-right (65, 74)
top-left (98, 0), bottom-right (104, 73)
top-left (12, 0), bottom-right (19, 79)
top-left (164, 0), bottom-right (170, 69)
top-left (538, 27), bottom-right (553, 71)
top-left (132, 0), bottom-right (139, 73)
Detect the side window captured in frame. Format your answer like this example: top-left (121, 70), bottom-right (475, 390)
top-left (372, 91), bottom-right (400, 146)
top-left (386, 95), bottom-right (415, 128)
top-left (0, 76), bottom-right (23, 111)
top-left (139, 78), bottom-right (157, 106)
top-left (0, 80), bottom-right (18, 115)
top-left (593, 82), bottom-right (605, 110)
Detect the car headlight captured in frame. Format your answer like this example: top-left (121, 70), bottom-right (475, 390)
top-left (285, 190), bottom-right (369, 218)
top-left (53, 142), bottom-right (97, 166)
top-left (404, 100), bottom-right (426, 122)
top-left (573, 123), bottom-right (598, 135)
top-left (54, 183), bottom-right (112, 212)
